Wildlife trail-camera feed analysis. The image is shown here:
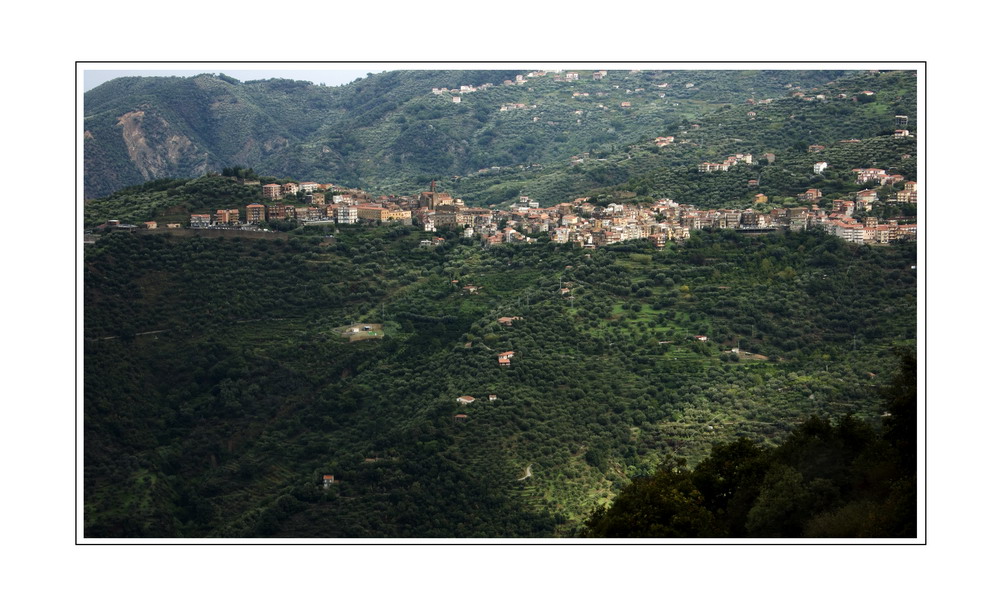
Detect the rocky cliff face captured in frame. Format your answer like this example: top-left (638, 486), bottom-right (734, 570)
top-left (83, 75), bottom-right (299, 198)
top-left (116, 108), bottom-right (207, 182)
top-left (85, 103), bottom-right (211, 199)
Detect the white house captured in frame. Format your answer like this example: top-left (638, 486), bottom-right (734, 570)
top-left (337, 205), bottom-right (358, 225)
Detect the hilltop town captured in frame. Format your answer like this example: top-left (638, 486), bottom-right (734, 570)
top-left (96, 163), bottom-right (917, 249)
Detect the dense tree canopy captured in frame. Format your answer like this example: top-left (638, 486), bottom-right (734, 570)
top-left (584, 351), bottom-right (916, 538)
top-left (84, 225), bottom-right (915, 537)
top-left (84, 69), bottom-right (915, 202)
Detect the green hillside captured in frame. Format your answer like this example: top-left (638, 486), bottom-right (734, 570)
top-left (585, 352), bottom-right (917, 538)
top-left (84, 227), bottom-right (915, 537)
top-left (83, 67), bottom-right (918, 539)
top-left (84, 69), bottom-right (884, 199)
top-left (444, 70), bottom-right (917, 207)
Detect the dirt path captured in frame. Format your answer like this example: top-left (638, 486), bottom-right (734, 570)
top-left (94, 329), bottom-right (168, 341)
top-left (516, 464), bottom-right (533, 481)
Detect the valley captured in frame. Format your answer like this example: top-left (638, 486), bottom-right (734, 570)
top-left (82, 67), bottom-right (919, 538)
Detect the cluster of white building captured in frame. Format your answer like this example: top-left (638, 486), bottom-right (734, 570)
top-left (698, 153), bottom-right (754, 173)
top-left (174, 170), bottom-right (918, 249)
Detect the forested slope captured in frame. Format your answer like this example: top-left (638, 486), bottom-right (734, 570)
top-left (584, 352), bottom-right (917, 538)
top-left (84, 227), bottom-right (915, 537)
top-left (84, 69), bottom-right (886, 199)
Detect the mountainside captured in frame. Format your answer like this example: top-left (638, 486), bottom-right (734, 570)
top-left (84, 69), bottom-right (878, 199)
top-left (84, 227), bottom-right (915, 537)
top-left (82, 67), bottom-right (918, 539)
top-left (445, 70), bottom-right (917, 207)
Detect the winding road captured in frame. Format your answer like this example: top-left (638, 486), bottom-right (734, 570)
top-left (516, 464), bottom-right (533, 481)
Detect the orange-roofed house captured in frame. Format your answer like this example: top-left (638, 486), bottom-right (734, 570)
top-left (798, 188), bottom-right (822, 202)
top-left (262, 183), bottom-right (282, 200)
top-left (246, 204), bottom-right (266, 224)
top-left (190, 214), bottom-right (212, 228)
top-left (214, 209), bottom-right (240, 225)
top-left (856, 190), bottom-right (879, 205)
top-left (854, 168), bottom-right (887, 184)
